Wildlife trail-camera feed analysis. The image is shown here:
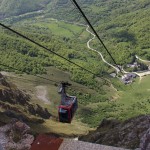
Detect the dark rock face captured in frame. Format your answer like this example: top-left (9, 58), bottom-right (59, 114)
top-left (140, 128), bottom-right (150, 150)
top-left (35, 104), bottom-right (51, 119)
top-left (0, 73), bottom-right (51, 120)
top-left (0, 73), bottom-right (10, 87)
top-left (79, 115), bottom-right (150, 149)
top-left (28, 104), bottom-right (51, 119)
top-left (0, 73), bottom-right (30, 105)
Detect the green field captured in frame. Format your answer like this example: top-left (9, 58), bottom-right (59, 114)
top-left (116, 76), bottom-right (150, 118)
top-left (16, 18), bottom-right (89, 39)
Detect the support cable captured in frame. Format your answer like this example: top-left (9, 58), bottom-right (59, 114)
top-left (0, 63), bottom-right (97, 89)
top-left (0, 22), bottom-right (108, 82)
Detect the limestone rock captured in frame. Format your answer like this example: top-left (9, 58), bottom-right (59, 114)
top-left (79, 115), bottom-right (150, 149)
top-left (0, 120), bottom-right (34, 150)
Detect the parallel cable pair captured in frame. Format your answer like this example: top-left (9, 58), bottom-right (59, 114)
top-left (0, 22), bottom-right (110, 84)
top-left (0, 63), bottom-right (93, 90)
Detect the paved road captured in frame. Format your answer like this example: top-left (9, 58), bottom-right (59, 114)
top-left (59, 139), bottom-right (129, 150)
top-left (48, 18), bottom-right (120, 73)
top-left (136, 55), bottom-right (150, 63)
top-left (86, 25), bottom-right (120, 74)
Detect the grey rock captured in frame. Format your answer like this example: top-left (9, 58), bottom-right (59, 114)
top-left (80, 115), bottom-right (150, 149)
top-left (0, 144), bottom-right (4, 150)
top-left (140, 128), bottom-right (150, 150)
top-left (59, 139), bottom-right (129, 150)
top-left (0, 121), bottom-right (34, 150)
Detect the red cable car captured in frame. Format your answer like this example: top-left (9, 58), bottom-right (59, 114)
top-left (58, 82), bottom-right (78, 123)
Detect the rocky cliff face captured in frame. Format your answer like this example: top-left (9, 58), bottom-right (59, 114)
top-left (0, 73), bottom-right (30, 104)
top-left (0, 73), bottom-right (51, 121)
top-left (0, 119), bottom-right (34, 150)
top-left (79, 115), bottom-right (150, 150)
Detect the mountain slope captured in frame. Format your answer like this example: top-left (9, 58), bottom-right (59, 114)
top-left (0, 0), bottom-right (51, 18)
top-left (0, 0), bottom-right (150, 129)
top-left (0, 72), bottom-right (92, 136)
top-left (0, 73), bottom-right (51, 121)
top-left (1, 0), bottom-right (149, 64)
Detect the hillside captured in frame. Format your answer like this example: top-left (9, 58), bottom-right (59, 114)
top-left (0, 72), bottom-right (92, 137)
top-left (1, 0), bottom-right (149, 64)
top-left (0, 0), bottom-right (150, 129)
top-left (0, 72), bottom-right (50, 124)
top-left (0, 0), bottom-right (93, 19)
top-left (0, 0), bottom-right (51, 19)
top-left (0, 1), bottom-right (150, 149)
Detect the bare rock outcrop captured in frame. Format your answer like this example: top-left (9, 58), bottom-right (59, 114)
top-left (0, 73), bottom-right (30, 105)
top-left (0, 73), bottom-right (10, 87)
top-left (79, 115), bottom-right (150, 149)
top-left (140, 128), bottom-right (150, 150)
top-left (0, 120), bottom-right (34, 150)
top-left (0, 73), bottom-right (51, 120)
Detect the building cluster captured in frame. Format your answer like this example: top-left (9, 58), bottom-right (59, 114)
top-left (121, 73), bottom-right (136, 84)
top-left (126, 62), bottom-right (140, 69)
top-left (127, 61), bottom-right (149, 71)
top-left (110, 59), bottom-right (150, 84)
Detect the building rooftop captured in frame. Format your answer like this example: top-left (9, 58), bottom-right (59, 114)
top-left (30, 134), bottom-right (63, 150)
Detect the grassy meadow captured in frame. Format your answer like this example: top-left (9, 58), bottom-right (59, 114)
top-left (79, 76), bottom-right (150, 126)
top-left (15, 17), bottom-right (89, 40)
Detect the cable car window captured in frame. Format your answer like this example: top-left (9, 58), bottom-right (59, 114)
top-left (59, 108), bottom-right (69, 122)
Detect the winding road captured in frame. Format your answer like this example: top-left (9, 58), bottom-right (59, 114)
top-left (4, 10), bottom-right (120, 74)
top-left (136, 55), bottom-right (150, 63)
top-left (86, 25), bottom-right (120, 74)
top-left (85, 26), bottom-right (150, 78)
top-left (49, 18), bottom-right (150, 80)
top-left (4, 11), bottom-right (150, 80)
top-left (49, 18), bottom-right (120, 74)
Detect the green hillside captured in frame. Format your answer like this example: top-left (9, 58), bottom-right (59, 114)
top-left (0, 22), bottom-right (114, 127)
top-left (0, 0), bottom-right (150, 128)
top-left (0, 0), bottom-right (51, 18)
top-left (45, 0), bottom-right (150, 64)
top-left (1, 0), bottom-right (149, 64)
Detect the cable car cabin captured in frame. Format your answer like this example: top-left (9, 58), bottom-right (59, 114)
top-left (58, 96), bottom-right (77, 123)
top-left (58, 82), bottom-right (78, 123)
